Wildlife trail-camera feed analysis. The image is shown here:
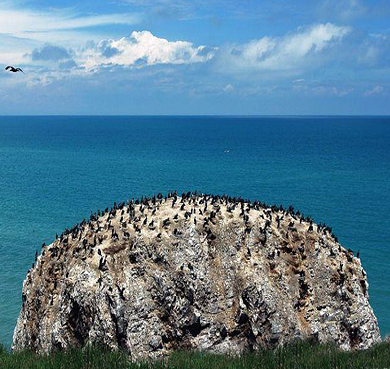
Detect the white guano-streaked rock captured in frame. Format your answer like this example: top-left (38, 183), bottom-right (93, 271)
top-left (12, 193), bottom-right (381, 360)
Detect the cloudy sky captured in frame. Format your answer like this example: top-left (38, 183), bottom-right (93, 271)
top-left (0, 0), bottom-right (389, 114)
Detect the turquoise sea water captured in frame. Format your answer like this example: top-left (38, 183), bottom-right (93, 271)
top-left (0, 116), bottom-right (389, 347)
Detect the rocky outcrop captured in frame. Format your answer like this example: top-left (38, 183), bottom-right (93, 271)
top-left (12, 192), bottom-right (381, 360)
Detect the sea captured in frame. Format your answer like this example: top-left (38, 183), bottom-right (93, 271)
top-left (0, 116), bottom-right (389, 347)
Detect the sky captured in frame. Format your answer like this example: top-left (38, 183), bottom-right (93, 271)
top-left (0, 0), bottom-right (389, 115)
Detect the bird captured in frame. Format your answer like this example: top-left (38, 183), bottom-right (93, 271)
top-left (5, 66), bottom-right (25, 74)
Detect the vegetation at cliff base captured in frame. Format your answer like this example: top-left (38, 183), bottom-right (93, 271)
top-left (1, 340), bottom-right (390, 369)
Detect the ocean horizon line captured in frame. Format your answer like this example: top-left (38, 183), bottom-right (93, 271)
top-left (0, 114), bottom-right (390, 118)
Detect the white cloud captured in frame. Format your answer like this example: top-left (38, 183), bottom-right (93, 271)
top-left (369, 33), bottom-right (388, 41)
top-left (0, 3), bottom-right (140, 58)
top-left (79, 31), bottom-right (216, 71)
top-left (223, 83), bottom-right (234, 93)
top-left (293, 81), bottom-right (355, 96)
top-left (0, 7), bottom-right (139, 36)
top-left (364, 85), bottom-right (384, 96)
top-left (219, 23), bottom-right (350, 73)
top-left (0, 4), bottom-right (141, 64)
top-left (356, 34), bottom-right (390, 67)
top-left (330, 86), bottom-right (354, 96)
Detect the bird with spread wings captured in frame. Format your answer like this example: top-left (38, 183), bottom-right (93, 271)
top-left (5, 66), bottom-right (25, 74)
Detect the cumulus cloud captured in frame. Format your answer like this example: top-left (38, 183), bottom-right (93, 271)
top-left (31, 45), bottom-right (71, 61)
top-left (219, 23), bottom-right (350, 73)
top-left (79, 31), bottom-right (216, 70)
top-left (364, 85), bottom-right (384, 96)
top-left (0, 3), bottom-right (141, 66)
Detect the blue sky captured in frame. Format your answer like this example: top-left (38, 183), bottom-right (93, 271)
top-left (0, 0), bottom-right (389, 115)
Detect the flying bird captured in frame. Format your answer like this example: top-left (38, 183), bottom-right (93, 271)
top-left (5, 66), bottom-right (25, 74)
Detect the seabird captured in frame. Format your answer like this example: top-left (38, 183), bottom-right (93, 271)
top-left (5, 66), bottom-right (24, 73)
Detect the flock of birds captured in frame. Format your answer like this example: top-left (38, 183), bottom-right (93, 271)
top-left (24, 191), bottom-right (365, 314)
top-left (34, 191), bottom-right (358, 272)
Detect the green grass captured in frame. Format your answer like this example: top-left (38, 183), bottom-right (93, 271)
top-left (1, 340), bottom-right (390, 369)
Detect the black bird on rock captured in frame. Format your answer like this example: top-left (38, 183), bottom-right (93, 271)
top-left (5, 66), bottom-right (25, 73)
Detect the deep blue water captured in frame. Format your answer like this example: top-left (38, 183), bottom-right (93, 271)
top-left (0, 116), bottom-right (389, 347)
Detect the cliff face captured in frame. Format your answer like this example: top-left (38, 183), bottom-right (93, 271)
top-left (12, 193), bottom-right (381, 360)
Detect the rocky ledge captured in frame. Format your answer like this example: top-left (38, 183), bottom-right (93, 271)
top-left (12, 192), bottom-right (381, 360)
